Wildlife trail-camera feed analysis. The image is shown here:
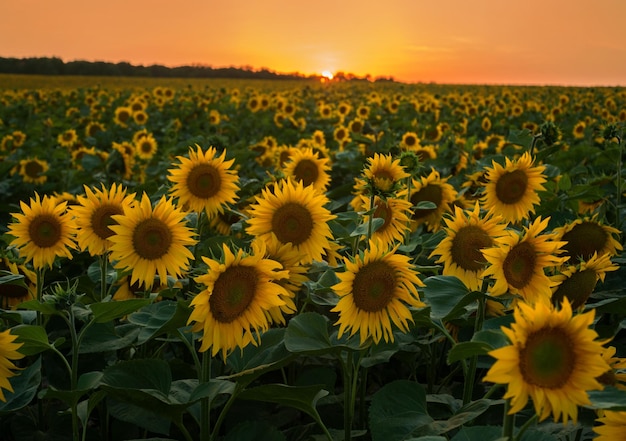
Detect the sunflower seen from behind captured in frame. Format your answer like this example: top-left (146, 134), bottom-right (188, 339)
top-left (483, 298), bottom-right (609, 424)
top-left (72, 183), bottom-right (136, 256)
top-left (168, 145), bottom-right (240, 218)
top-left (108, 193), bottom-right (197, 290)
top-left (8, 193), bottom-right (77, 270)
top-left (331, 240), bottom-right (425, 345)
top-left (246, 179), bottom-right (336, 265)
top-left (430, 202), bottom-right (508, 291)
top-left (188, 241), bottom-right (291, 358)
top-left (481, 151), bottom-right (547, 224)
top-left (0, 329), bottom-right (25, 402)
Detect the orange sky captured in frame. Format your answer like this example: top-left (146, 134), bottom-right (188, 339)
top-left (2, 0), bottom-right (626, 86)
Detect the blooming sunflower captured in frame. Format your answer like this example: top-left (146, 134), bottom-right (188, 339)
top-left (350, 153), bottom-right (410, 211)
top-left (282, 147), bottom-right (331, 193)
top-left (135, 134), bottom-right (158, 160)
top-left (114, 106), bottom-right (133, 127)
top-left (358, 195), bottom-right (413, 246)
top-left (72, 183), bottom-right (136, 256)
top-left (188, 242), bottom-right (290, 358)
top-left (552, 215), bottom-right (623, 263)
top-left (0, 258), bottom-right (36, 309)
top-left (430, 202), bottom-right (508, 291)
top-left (108, 193), bottom-right (197, 290)
top-left (8, 193), bottom-right (77, 269)
top-left (57, 129), bottom-right (78, 148)
top-left (246, 179), bottom-right (336, 264)
top-left (168, 145), bottom-right (240, 217)
top-left (331, 240), bottom-right (425, 345)
top-left (481, 151), bottom-right (547, 223)
top-left (483, 298), bottom-right (609, 424)
top-left (482, 216), bottom-right (566, 304)
top-left (0, 329), bottom-right (25, 402)
top-left (18, 158), bottom-right (49, 184)
top-left (403, 169), bottom-right (457, 232)
top-left (594, 411), bottom-right (626, 441)
top-left (550, 252), bottom-right (618, 309)
top-left (596, 345), bottom-right (626, 390)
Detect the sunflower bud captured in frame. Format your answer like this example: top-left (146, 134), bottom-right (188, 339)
top-left (540, 120), bottom-right (561, 146)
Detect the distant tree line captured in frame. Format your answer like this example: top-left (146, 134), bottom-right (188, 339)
top-left (0, 57), bottom-right (394, 82)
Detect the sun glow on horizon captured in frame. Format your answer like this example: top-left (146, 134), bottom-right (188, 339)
top-left (321, 70), bottom-right (334, 80)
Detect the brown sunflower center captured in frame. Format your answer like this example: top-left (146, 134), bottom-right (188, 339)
top-left (132, 218), bottom-right (172, 260)
top-left (271, 202), bottom-right (313, 246)
top-left (141, 141), bottom-right (153, 153)
top-left (293, 159), bottom-right (319, 187)
top-left (404, 135), bottom-right (417, 147)
top-left (551, 269), bottom-right (598, 309)
top-left (352, 260), bottom-right (397, 312)
top-left (502, 241), bottom-right (536, 289)
top-left (28, 214), bottom-right (62, 248)
top-left (91, 203), bottom-right (124, 240)
top-left (186, 163), bottom-right (222, 199)
top-left (495, 169), bottom-right (528, 205)
top-left (562, 222), bottom-right (608, 261)
top-left (520, 328), bottom-right (575, 388)
top-left (24, 161), bottom-right (44, 178)
top-left (373, 201), bottom-right (391, 232)
top-left (411, 184), bottom-right (442, 220)
top-left (450, 225), bottom-right (493, 271)
top-left (209, 266), bottom-right (258, 323)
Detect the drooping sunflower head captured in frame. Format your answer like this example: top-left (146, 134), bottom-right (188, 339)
top-left (168, 145), bottom-right (240, 217)
top-left (0, 329), bottom-right (25, 402)
top-left (481, 151), bottom-right (547, 224)
top-left (331, 239), bottom-right (425, 345)
top-left (72, 183), bottom-right (136, 256)
top-left (281, 147), bottom-right (331, 192)
top-left (188, 242), bottom-right (290, 358)
top-left (430, 202), bottom-right (508, 291)
top-left (8, 192), bottom-right (77, 269)
top-left (483, 298), bottom-right (610, 424)
top-left (108, 193), bottom-right (197, 289)
top-left (553, 216), bottom-right (623, 263)
top-left (550, 252), bottom-right (619, 309)
top-left (246, 179), bottom-right (336, 264)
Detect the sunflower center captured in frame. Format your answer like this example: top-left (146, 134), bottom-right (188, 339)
top-left (373, 201), bottom-right (391, 232)
top-left (25, 161), bottom-right (44, 178)
top-left (91, 203), bottom-right (124, 240)
top-left (293, 159), bottom-right (319, 187)
top-left (187, 163), bottom-right (222, 199)
top-left (450, 225), bottom-right (493, 271)
top-left (411, 184), bottom-right (442, 220)
top-left (352, 260), bottom-right (396, 312)
top-left (28, 214), bottom-right (62, 248)
top-left (502, 241), bottom-right (536, 289)
top-left (209, 266), bottom-right (257, 323)
top-left (132, 218), bottom-right (172, 260)
top-left (551, 269), bottom-right (598, 309)
top-left (562, 222), bottom-right (608, 261)
top-left (495, 169), bottom-right (528, 204)
top-left (271, 202), bottom-right (313, 246)
top-left (520, 328), bottom-right (575, 388)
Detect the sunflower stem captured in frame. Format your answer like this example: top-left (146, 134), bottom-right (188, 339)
top-left (68, 306), bottom-right (81, 441)
top-left (200, 350), bottom-right (212, 441)
top-left (342, 351), bottom-right (355, 441)
top-left (35, 267), bottom-right (46, 326)
top-left (210, 383), bottom-right (242, 441)
top-left (513, 414), bottom-right (537, 441)
top-left (502, 399), bottom-right (516, 440)
top-left (404, 176), bottom-right (412, 245)
top-left (99, 253), bottom-right (109, 301)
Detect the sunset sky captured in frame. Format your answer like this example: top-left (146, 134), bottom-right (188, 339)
top-left (2, 0), bottom-right (625, 86)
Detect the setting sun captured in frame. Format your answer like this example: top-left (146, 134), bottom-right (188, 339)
top-left (321, 70), bottom-right (334, 80)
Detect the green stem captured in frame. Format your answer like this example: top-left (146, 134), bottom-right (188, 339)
top-left (35, 267), bottom-right (46, 326)
top-left (68, 307), bottom-right (81, 441)
top-left (502, 399), bottom-right (516, 441)
top-left (175, 416), bottom-right (194, 441)
top-left (210, 384), bottom-right (241, 441)
top-left (99, 253), bottom-right (109, 301)
top-left (343, 351), bottom-right (354, 441)
top-left (462, 295), bottom-right (485, 405)
top-left (514, 414), bottom-right (537, 441)
top-left (404, 176), bottom-right (412, 245)
top-left (201, 350), bottom-right (212, 441)
top-left (366, 191), bottom-right (376, 245)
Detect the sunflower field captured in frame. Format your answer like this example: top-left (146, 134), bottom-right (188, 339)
top-left (0, 73), bottom-right (625, 441)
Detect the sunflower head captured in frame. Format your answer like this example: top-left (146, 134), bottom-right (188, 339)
top-left (554, 216), bottom-right (623, 263)
top-left (0, 329), bottom-right (25, 402)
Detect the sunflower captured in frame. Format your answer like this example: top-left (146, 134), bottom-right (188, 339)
top-left (596, 345), bottom-right (626, 390)
top-left (481, 116), bottom-right (492, 132)
top-left (188, 242), bottom-right (290, 358)
top-left (400, 131), bottom-right (420, 150)
top-left (403, 169), bottom-right (457, 232)
top-left (331, 240), bottom-right (425, 345)
top-left (132, 110), bottom-right (148, 125)
top-left (481, 151), bottom-right (547, 223)
top-left (72, 183), bottom-right (136, 256)
top-left (11, 130), bottom-right (26, 147)
top-left (482, 216), bottom-right (566, 304)
top-left (135, 134), bottom-right (158, 160)
top-left (108, 193), bottom-right (197, 290)
top-left (358, 195), bottom-right (413, 246)
top-left (572, 121), bottom-right (586, 139)
top-left (0, 258), bottom-right (36, 309)
top-left (8, 193), bottom-right (77, 269)
top-left (550, 252), bottom-right (618, 309)
top-left (57, 129), bottom-right (78, 148)
top-left (552, 215), bottom-right (623, 263)
top-left (246, 179), bottom-right (336, 265)
top-left (430, 202), bottom-right (508, 291)
top-left (483, 298), bottom-right (609, 424)
top-left (168, 145), bottom-right (240, 217)
top-left (594, 411), bottom-right (626, 441)
top-left (352, 153), bottom-right (410, 208)
top-left (114, 106), bottom-right (133, 127)
top-left (333, 125), bottom-right (350, 145)
top-left (18, 158), bottom-right (49, 184)
top-left (0, 329), bottom-right (25, 402)
top-left (282, 148), bottom-right (331, 192)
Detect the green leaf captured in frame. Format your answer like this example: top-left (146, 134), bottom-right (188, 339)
top-left (11, 324), bottom-right (53, 355)
top-left (0, 357), bottom-right (41, 414)
top-left (90, 298), bottom-right (152, 323)
top-left (224, 420), bottom-right (286, 441)
top-left (0, 271), bottom-right (28, 289)
top-left (451, 426), bottom-right (502, 441)
top-left (507, 129), bottom-right (533, 150)
top-left (16, 299), bottom-right (62, 316)
top-left (369, 380), bottom-right (433, 441)
top-left (471, 329), bottom-right (509, 350)
top-left (414, 201), bottom-right (437, 210)
top-left (101, 358), bottom-right (171, 395)
top-left (429, 399), bottom-right (493, 434)
top-left (127, 300), bottom-right (191, 345)
top-left (447, 342), bottom-right (493, 364)
top-left (350, 217), bottom-right (385, 237)
top-left (284, 311), bottom-right (361, 355)
top-left (44, 371), bottom-right (103, 406)
top-left (587, 386), bottom-right (626, 411)
top-left (107, 398), bottom-right (171, 435)
top-left (79, 322), bottom-right (140, 354)
top-left (422, 276), bottom-right (474, 320)
top-left (86, 260), bottom-right (117, 285)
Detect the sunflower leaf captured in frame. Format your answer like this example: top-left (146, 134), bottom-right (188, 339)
top-left (11, 324), bottom-right (54, 355)
top-left (0, 357), bottom-right (41, 414)
top-left (422, 276), bottom-right (474, 320)
top-left (89, 298), bottom-right (151, 323)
